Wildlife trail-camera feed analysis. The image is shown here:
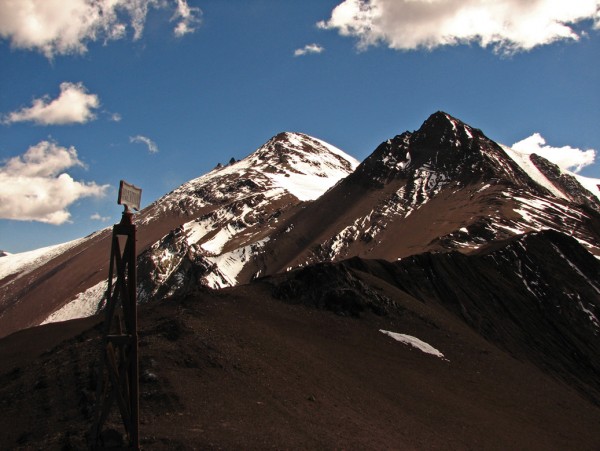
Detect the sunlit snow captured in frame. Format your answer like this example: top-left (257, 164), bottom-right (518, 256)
top-left (0, 237), bottom-right (86, 281)
top-left (501, 144), bottom-right (567, 199)
top-left (379, 329), bottom-right (447, 360)
top-left (41, 280), bottom-right (106, 324)
top-left (502, 143), bottom-right (600, 202)
top-left (204, 238), bottom-right (270, 288)
top-left (574, 173), bottom-right (600, 201)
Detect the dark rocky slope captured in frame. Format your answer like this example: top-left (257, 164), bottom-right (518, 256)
top-left (339, 229), bottom-right (600, 404)
top-left (1, 229), bottom-right (600, 449)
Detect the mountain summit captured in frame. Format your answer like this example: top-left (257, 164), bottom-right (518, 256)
top-left (355, 111), bottom-right (539, 188)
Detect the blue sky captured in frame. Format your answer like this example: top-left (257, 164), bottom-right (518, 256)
top-left (1, 0), bottom-right (599, 253)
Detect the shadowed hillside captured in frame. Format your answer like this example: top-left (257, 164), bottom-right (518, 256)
top-left (2, 233), bottom-right (600, 449)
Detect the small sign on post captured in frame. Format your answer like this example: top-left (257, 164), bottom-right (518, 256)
top-left (118, 180), bottom-right (142, 212)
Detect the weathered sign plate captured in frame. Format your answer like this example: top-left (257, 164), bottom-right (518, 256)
top-left (118, 180), bottom-right (142, 211)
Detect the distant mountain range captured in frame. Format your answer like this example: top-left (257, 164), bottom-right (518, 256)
top-left (1, 111), bottom-right (600, 448)
top-left (2, 111), bottom-right (599, 337)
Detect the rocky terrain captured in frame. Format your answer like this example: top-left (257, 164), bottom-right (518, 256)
top-left (1, 111), bottom-right (600, 448)
top-left (1, 235), bottom-right (600, 448)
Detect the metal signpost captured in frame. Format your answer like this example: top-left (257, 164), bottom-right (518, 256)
top-left (92, 180), bottom-right (142, 450)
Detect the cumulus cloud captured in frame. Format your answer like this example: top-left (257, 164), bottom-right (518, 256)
top-left (130, 135), bottom-right (159, 154)
top-left (3, 82), bottom-right (100, 126)
top-left (0, 0), bottom-right (202, 58)
top-left (318, 0), bottom-right (600, 54)
top-left (0, 141), bottom-right (109, 224)
top-left (512, 133), bottom-right (596, 173)
top-left (294, 43), bottom-right (325, 57)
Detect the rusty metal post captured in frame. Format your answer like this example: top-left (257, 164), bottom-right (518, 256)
top-left (91, 210), bottom-right (139, 449)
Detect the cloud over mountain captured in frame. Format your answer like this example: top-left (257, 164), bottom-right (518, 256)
top-left (0, 141), bottom-right (108, 224)
top-left (512, 133), bottom-right (597, 173)
top-left (318, 0), bottom-right (600, 54)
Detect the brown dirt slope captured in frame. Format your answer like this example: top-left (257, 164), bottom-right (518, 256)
top-left (1, 266), bottom-right (600, 450)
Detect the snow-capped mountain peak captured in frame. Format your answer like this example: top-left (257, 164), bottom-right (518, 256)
top-left (168, 131), bottom-right (358, 206)
top-left (243, 131), bottom-right (359, 201)
top-left (132, 132), bottom-right (359, 299)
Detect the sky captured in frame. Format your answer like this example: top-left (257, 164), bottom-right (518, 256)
top-left (1, 0), bottom-right (599, 253)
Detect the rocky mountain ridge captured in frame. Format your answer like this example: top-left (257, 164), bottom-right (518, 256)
top-left (245, 112), bottom-right (600, 278)
top-left (1, 112), bottom-right (599, 338)
top-left (1, 111), bottom-right (600, 448)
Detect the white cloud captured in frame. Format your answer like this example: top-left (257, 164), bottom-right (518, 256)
top-left (172, 0), bottom-right (202, 37)
top-left (91, 212), bottom-right (110, 222)
top-left (0, 141), bottom-right (109, 224)
top-left (512, 133), bottom-right (596, 173)
top-left (0, 0), bottom-right (202, 58)
top-left (294, 43), bottom-right (325, 57)
top-left (109, 112), bottom-right (122, 122)
top-left (130, 135), bottom-right (159, 154)
top-left (318, 0), bottom-right (600, 54)
top-left (3, 82), bottom-right (100, 126)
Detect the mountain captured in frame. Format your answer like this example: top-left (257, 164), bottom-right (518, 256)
top-left (135, 131), bottom-right (358, 299)
top-left (240, 111), bottom-right (600, 277)
top-left (2, 111), bottom-right (600, 448)
top-left (0, 132), bottom-right (358, 338)
top-left (1, 111), bottom-right (599, 338)
top-left (346, 229), bottom-right (600, 404)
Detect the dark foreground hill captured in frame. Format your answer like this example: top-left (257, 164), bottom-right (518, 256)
top-left (1, 230), bottom-right (600, 450)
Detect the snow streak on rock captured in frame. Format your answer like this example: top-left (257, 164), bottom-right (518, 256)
top-left (501, 145), bottom-right (567, 199)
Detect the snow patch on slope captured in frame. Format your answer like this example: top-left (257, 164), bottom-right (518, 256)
top-left (380, 330), bottom-right (447, 360)
top-left (203, 238), bottom-right (270, 288)
top-left (501, 145), bottom-right (567, 199)
top-left (269, 170), bottom-right (337, 201)
top-left (502, 144), bottom-right (600, 201)
top-left (257, 133), bottom-right (360, 201)
top-left (0, 237), bottom-right (86, 281)
top-left (574, 173), bottom-right (600, 201)
top-left (41, 280), bottom-right (106, 324)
